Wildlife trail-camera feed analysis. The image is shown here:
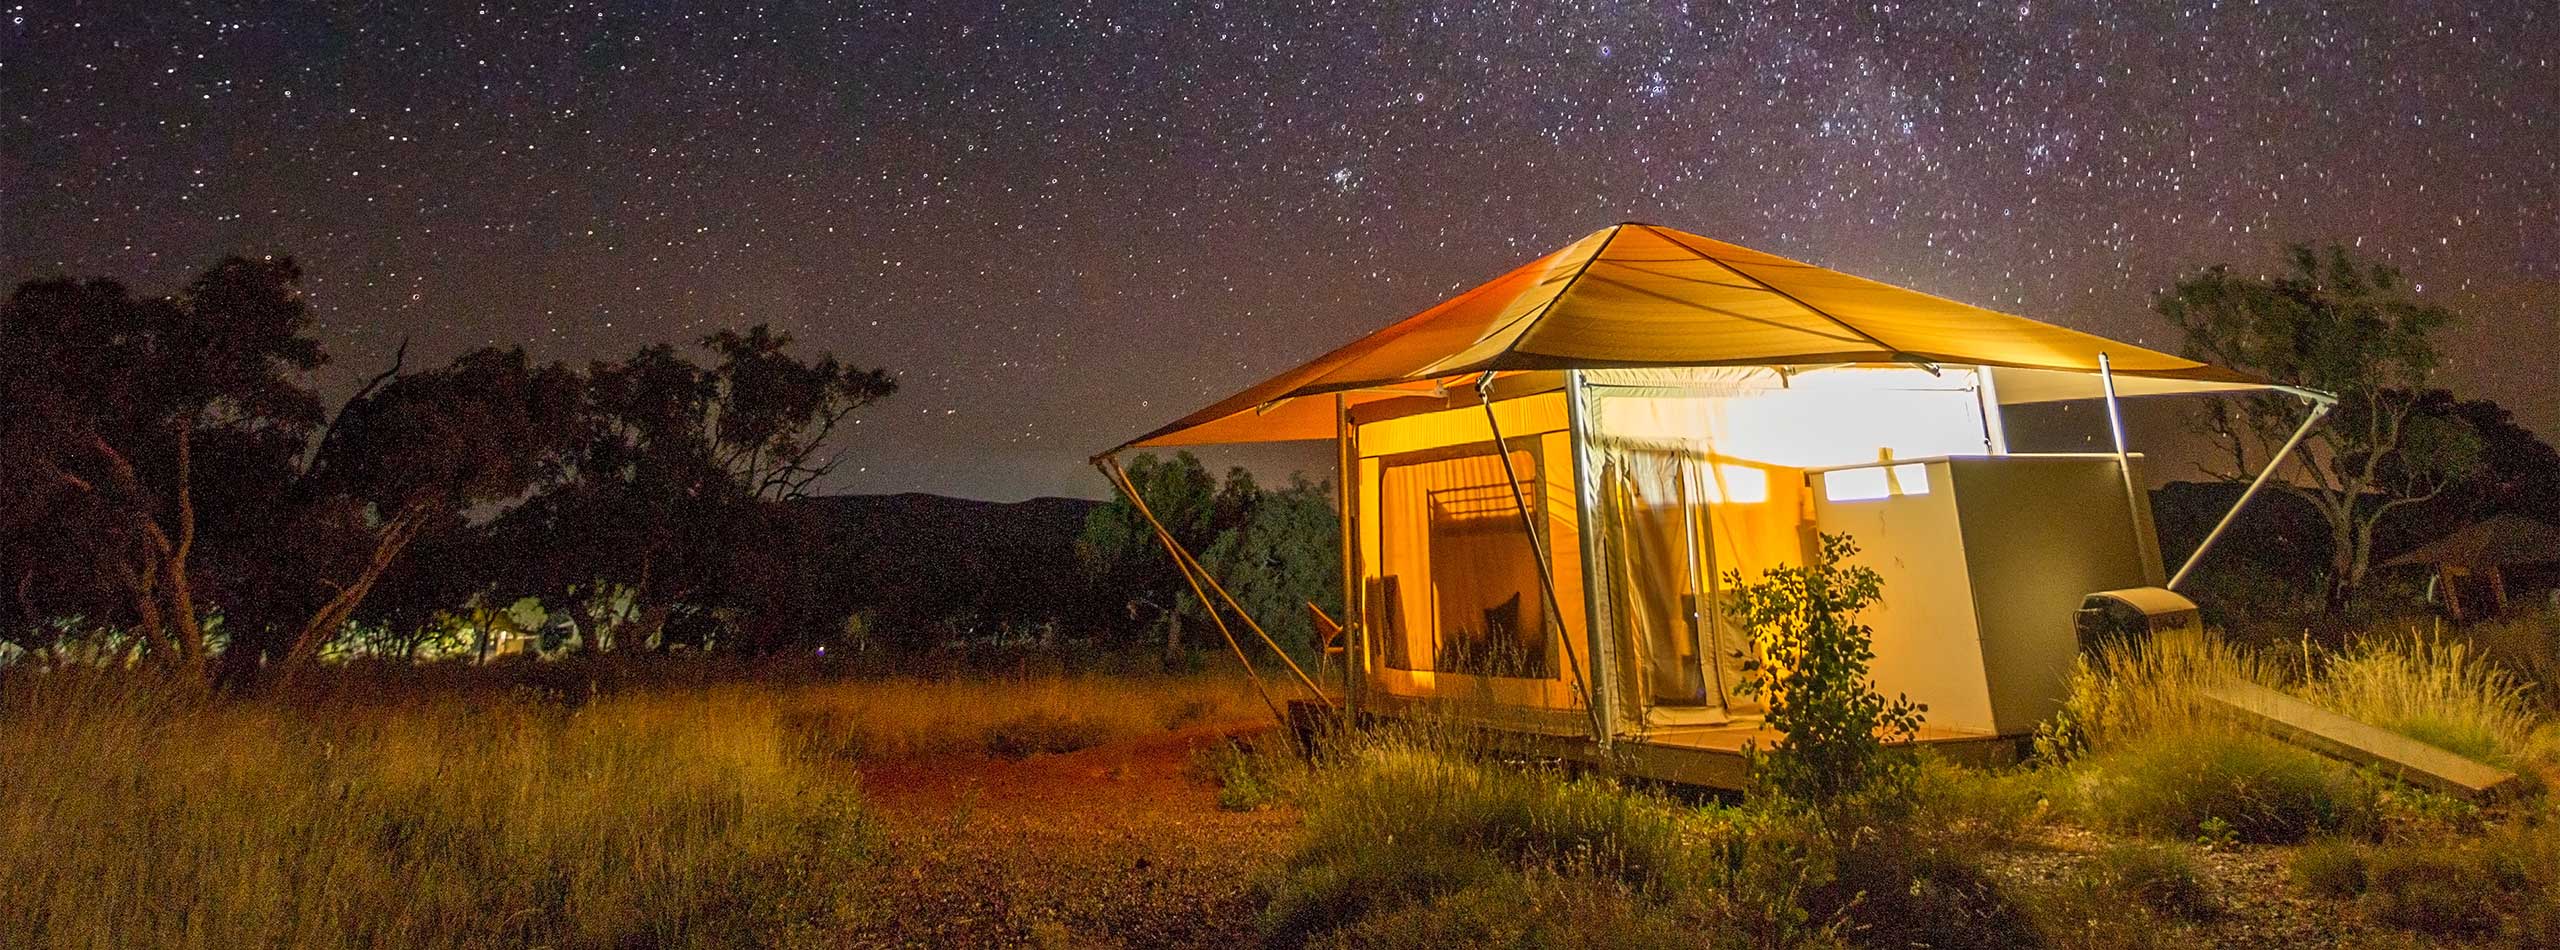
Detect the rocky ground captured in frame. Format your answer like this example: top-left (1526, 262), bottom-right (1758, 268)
top-left (844, 722), bottom-right (1299, 949)
top-left (1980, 824), bottom-right (2401, 949)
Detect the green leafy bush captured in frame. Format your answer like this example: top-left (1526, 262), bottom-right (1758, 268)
top-left (1726, 532), bottom-right (1924, 805)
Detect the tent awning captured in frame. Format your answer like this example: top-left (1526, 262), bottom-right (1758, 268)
top-left (1105, 223), bottom-right (2276, 454)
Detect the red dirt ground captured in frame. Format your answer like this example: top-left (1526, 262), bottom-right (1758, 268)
top-left (842, 722), bottom-right (1298, 949)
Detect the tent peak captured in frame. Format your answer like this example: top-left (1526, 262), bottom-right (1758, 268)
top-left (1103, 223), bottom-right (2274, 453)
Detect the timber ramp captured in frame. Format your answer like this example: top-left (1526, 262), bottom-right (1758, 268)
top-left (2201, 681), bottom-right (2520, 800)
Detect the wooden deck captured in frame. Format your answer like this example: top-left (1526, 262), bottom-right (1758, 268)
top-left (1310, 700), bottom-right (2019, 791)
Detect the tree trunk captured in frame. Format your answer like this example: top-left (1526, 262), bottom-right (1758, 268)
top-left (272, 503), bottom-right (430, 689)
top-left (1163, 608), bottom-right (1183, 667)
top-left (162, 425), bottom-right (206, 671)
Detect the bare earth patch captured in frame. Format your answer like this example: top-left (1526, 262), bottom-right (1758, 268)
top-left (844, 721), bottom-right (1297, 949)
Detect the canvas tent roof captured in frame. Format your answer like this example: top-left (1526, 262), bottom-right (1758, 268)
top-left (1106, 222), bottom-right (2274, 453)
top-left (2383, 514), bottom-right (2560, 570)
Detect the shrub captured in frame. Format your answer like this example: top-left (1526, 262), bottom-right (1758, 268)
top-left (2365, 847), bottom-right (2500, 938)
top-left (2085, 843), bottom-right (2217, 921)
top-left (1726, 532), bottom-right (1924, 805)
top-left (981, 710), bottom-right (1116, 759)
top-left (2291, 838), bottom-right (2370, 898)
top-left (2304, 632), bottom-right (2541, 769)
top-left (2073, 731), bottom-right (2382, 843)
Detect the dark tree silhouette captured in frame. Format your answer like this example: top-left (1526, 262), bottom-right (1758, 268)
top-left (0, 259), bottom-right (325, 671)
top-left (2158, 243), bottom-right (2483, 608)
top-left (1076, 453), bottom-right (1341, 665)
top-left (493, 326), bottom-right (896, 653)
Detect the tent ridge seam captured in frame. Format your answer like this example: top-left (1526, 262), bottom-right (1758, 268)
top-left (1635, 224), bottom-right (1930, 367)
top-left (1499, 223), bottom-right (1628, 362)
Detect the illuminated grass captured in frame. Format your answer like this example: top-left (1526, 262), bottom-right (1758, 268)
top-left (0, 671), bottom-right (875, 949)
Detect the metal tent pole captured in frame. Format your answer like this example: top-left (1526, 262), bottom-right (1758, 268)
top-left (2096, 354), bottom-right (2157, 579)
top-left (1335, 393), bottom-right (1362, 715)
top-left (2168, 398), bottom-right (2334, 591)
top-left (1476, 372), bottom-right (1607, 743)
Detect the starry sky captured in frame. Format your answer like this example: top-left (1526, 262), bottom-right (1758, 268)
top-left (6, 1), bottom-right (2555, 501)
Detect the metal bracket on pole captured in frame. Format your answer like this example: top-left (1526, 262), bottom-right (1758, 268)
top-left (1477, 372), bottom-right (1607, 744)
top-left (2168, 396), bottom-right (2334, 591)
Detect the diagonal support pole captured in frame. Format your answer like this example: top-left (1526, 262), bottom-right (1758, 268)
top-left (1100, 456), bottom-right (1333, 710)
top-left (1102, 457), bottom-right (1331, 708)
top-left (1477, 372), bottom-right (1607, 743)
top-left (2169, 397), bottom-right (2334, 591)
top-left (1097, 458), bottom-right (1289, 727)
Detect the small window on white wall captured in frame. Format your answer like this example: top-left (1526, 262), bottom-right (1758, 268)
top-left (1697, 463), bottom-right (1769, 504)
top-left (1822, 463), bottom-right (1931, 502)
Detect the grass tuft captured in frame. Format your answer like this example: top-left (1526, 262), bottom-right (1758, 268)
top-left (2364, 846), bottom-right (2501, 938)
top-left (2304, 632), bottom-right (2544, 770)
top-left (2073, 730), bottom-right (2382, 843)
top-left (2291, 838), bottom-right (2370, 899)
top-left (2085, 843), bottom-right (2218, 920)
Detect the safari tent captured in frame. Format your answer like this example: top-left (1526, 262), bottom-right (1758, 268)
top-left (1098, 222), bottom-right (2328, 786)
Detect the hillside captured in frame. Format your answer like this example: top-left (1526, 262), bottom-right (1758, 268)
top-left (792, 493), bottom-right (1103, 645)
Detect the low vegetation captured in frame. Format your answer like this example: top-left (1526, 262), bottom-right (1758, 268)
top-left (773, 671), bottom-right (1258, 761)
top-left (2303, 631), bottom-right (2549, 771)
top-left (11, 606), bottom-right (2560, 948)
top-left (1261, 612), bottom-right (2560, 949)
top-left (0, 663), bottom-right (1265, 949)
top-left (0, 670), bottom-right (877, 949)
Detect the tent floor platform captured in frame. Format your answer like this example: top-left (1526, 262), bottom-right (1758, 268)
top-left (1311, 701), bottom-right (2020, 792)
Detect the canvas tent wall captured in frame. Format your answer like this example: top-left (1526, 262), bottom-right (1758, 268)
top-left (1099, 222), bottom-right (2288, 744)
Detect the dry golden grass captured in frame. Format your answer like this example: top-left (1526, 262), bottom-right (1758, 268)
top-left (0, 670), bottom-right (881, 949)
top-left (2040, 627), bottom-right (2286, 758)
top-left (772, 671), bottom-right (1268, 761)
top-left (2306, 631), bottom-right (2548, 770)
top-left (0, 663), bottom-right (1271, 949)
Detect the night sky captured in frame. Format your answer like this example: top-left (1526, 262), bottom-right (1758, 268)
top-left (6, 2), bottom-right (2555, 501)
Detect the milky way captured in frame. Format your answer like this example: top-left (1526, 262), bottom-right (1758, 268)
top-left (5, 1), bottom-right (2555, 499)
